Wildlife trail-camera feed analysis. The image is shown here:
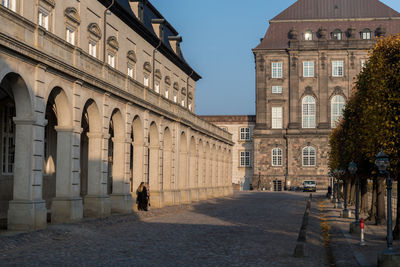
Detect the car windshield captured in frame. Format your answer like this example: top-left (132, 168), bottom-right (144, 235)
top-left (304, 181), bottom-right (315, 185)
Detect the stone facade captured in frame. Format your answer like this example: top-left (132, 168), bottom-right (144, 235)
top-left (0, 0), bottom-right (233, 231)
top-left (200, 116), bottom-right (255, 190)
top-left (252, 0), bottom-right (400, 191)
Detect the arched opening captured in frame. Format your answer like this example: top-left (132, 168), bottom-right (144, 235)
top-left (131, 115), bottom-right (144, 196)
top-left (162, 127), bottom-right (173, 205)
top-left (148, 122), bottom-right (161, 207)
top-left (205, 142), bottom-right (211, 198)
top-left (189, 136), bottom-right (197, 201)
top-left (211, 144), bottom-right (217, 196)
top-left (179, 132), bottom-right (188, 203)
top-left (198, 140), bottom-right (205, 200)
top-left (217, 146), bottom-right (223, 196)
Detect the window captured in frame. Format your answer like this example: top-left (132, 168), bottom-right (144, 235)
top-left (272, 148), bottom-right (283, 166)
top-left (143, 74), bottom-right (149, 87)
top-left (155, 81), bottom-right (160, 93)
top-left (89, 41), bottom-right (97, 58)
top-left (181, 99), bottom-right (185, 107)
top-left (272, 85), bottom-right (282, 94)
top-left (127, 63), bottom-right (134, 78)
top-left (302, 96), bottom-right (316, 128)
top-left (331, 29), bottom-right (342, 40)
top-left (2, 105), bottom-right (15, 174)
top-left (303, 61), bottom-right (314, 77)
top-left (332, 60), bottom-right (344, 77)
top-left (271, 107), bottom-right (283, 129)
top-left (38, 8), bottom-right (49, 30)
top-left (361, 29), bottom-right (371, 40)
top-left (331, 95), bottom-right (345, 128)
top-left (240, 151), bottom-right (251, 167)
top-left (240, 127), bottom-right (250, 140)
top-left (165, 87), bottom-right (169, 99)
top-left (361, 59), bottom-right (366, 69)
top-left (173, 91), bottom-right (177, 103)
top-left (304, 31), bottom-right (313, 40)
top-left (302, 146), bottom-right (316, 166)
top-left (1, 0), bottom-right (16, 11)
top-left (66, 27), bottom-right (75, 45)
top-left (188, 100), bottom-right (192, 111)
top-left (271, 62), bottom-right (283, 78)
top-left (107, 52), bottom-right (115, 68)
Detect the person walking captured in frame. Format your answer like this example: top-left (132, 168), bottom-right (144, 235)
top-left (136, 182), bottom-right (148, 211)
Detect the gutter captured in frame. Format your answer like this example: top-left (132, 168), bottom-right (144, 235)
top-left (152, 39), bottom-right (162, 90)
top-left (186, 70), bottom-right (194, 110)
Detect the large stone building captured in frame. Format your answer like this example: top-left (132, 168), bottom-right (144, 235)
top-left (200, 115), bottom-right (255, 190)
top-left (0, 0), bottom-right (233, 231)
top-left (252, 0), bottom-right (400, 190)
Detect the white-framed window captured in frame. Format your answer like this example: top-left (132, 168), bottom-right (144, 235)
top-left (89, 41), bottom-right (97, 58)
top-left (155, 81), bottom-right (160, 93)
top-left (331, 95), bottom-right (345, 128)
top-left (2, 105), bottom-right (15, 174)
top-left (107, 52), bottom-right (115, 68)
top-left (240, 127), bottom-right (250, 140)
top-left (188, 101), bottom-right (192, 111)
top-left (127, 63), bottom-right (134, 78)
top-left (165, 87), bottom-right (169, 99)
top-left (361, 30), bottom-right (371, 40)
top-left (272, 85), bottom-right (282, 94)
top-left (143, 74), bottom-right (149, 87)
top-left (173, 90), bottom-right (177, 103)
top-left (240, 151), bottom-right (251, 167)
top-left (271, 62), bottom-right (283, 78)
top-left (181, 99), bottom-right (185, 107)
top-left (38, 8), bottom-right (49, 30)
top-left (302, 146), bottom-right (316, 166)
top-left (302, 96), bottom-right (316, 128)
top-left (361, 59), bottom-right (366, 69)
top-left (332, 60), bottom-right (343, 77)
top-left (304, 31), bottom-right (313, 40)
top-left (66, 27), bottom-right (75, 45)
top-left (272, 148), bottom-right (283, 166)
top-left (271, 107), bottom-right (283, 129)
top-left (303, 61), bottom-right (314, 77)
top-left (332, 29), bottom-right (342, 40)
top-left (1, 0), bottom-right (16, 11)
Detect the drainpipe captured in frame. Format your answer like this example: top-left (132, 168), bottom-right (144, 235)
top-left (186, 70), bottom-right (194, 111)
top-left (152, 39), bottom-right (162, 90)
top-left (283, 129), bottom-right (289, 190)
top-left (103, 0), bottom-right (115, 63)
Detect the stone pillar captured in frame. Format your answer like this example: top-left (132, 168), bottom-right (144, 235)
top-left (179, 151), bottom-right (190, 203)
top-left (84, 132), bottom-right (111, 218)
top-left (8, 119), bottom-right (47, 231)
top-left (110, 138), bottom-right (132, 213)
top-left (149, 145), bottom-right (163, 208)
top-left (51, 126), bottom-right (83, 223)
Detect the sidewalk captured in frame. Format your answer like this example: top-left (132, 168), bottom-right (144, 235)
top-left (322, 198), bottom-right (400, 267)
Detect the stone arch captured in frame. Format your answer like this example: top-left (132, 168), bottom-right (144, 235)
top-left (217, 146), bottom-right (223, 195)
top-left (162, 127), bottom-right (173, 202)
top-left (131, 115), bottom-right (144, 195)
top-left (189, 136), bottom-right (197, 201)
top-left (211, 144), bottom-right (217, 195)
top-left (205, 141), bottom-right (211, 197)
top-left (179, 131), bottom-right (188, 202)
top-left (198, 139), bottom-right (205, 200)
top-left (148, 122), bottom-right (160, 191)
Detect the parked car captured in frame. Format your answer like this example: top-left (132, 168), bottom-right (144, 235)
top-left (303, 180), bottom-right (316, 192)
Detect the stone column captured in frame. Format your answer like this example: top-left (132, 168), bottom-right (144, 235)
top-left (149, 144), bottom-right (163, 208)
top-left (8, 119), bottom-right (47, 231)
top-left (51, 126), bottom-right (83, 223)
top-left (179, 151), bottom-right (190, 203)
top-left (110, 138), bottom-right (132, 213)
top-left (83, 132), bottom-right (111, 217)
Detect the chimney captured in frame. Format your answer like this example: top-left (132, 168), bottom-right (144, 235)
top-left (168, 36), bottom-right (182, 54)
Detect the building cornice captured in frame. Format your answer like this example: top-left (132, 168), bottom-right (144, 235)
top-left (269, 17), bottom-right (400, 24)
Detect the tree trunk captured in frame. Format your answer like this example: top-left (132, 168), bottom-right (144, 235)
top-left (368, 177), bottom-right (377, 223)
top-left (349, 178), bottom-right (356, 205)
top-left (393, 179), bottom-right (400, 240)
top-left (376, 176), bottom-right (386, 225)
top-left (360, 178), bottom-right (369, 217)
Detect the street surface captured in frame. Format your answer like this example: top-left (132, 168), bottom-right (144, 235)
top-left (0, 192), bottom-right (328, 266)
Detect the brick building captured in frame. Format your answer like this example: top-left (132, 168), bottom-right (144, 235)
top-left (252, 0), bottom-right (400, 190)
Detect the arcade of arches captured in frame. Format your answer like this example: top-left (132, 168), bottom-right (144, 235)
top-left (0, 64), bottom-right (233, 231)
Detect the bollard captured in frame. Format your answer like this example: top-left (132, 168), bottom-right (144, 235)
top-left (360, 218), bottom-right (366, 246)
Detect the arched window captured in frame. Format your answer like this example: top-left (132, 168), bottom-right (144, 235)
top-left (302, 146), bottom-right (316, 166)
top-left (304, 30), bottom-right (313, 40)
top-left (272, 148), bottom-right (283, 166)
top-left (361, 28), bottom-right (371, 40)
top-left (331, 29), bottom-right (342, 40)
top-left (302, 96), bottom-right (316, 128)
top-left (331, 95), bottom-right (345, 128)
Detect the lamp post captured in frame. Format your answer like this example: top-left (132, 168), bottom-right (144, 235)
top-left (375, 149), bottom-right (392, 251)
top-left (328, 171), bottom-right (334, 200)
top-left (349, 161), bottom-right (359, 233)
top-left (339, 168), bottom-right (350, 218)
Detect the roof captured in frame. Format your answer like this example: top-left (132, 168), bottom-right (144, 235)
top-left (255, 0), bottom-right (400, 50)
top-left (272, 0), bottom-right (400, 21)
top-left (200, 115), bottom-right (256, 123)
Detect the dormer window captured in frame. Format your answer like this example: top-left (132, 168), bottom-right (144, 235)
top-left (361, 29), bottom-right (371, 40)
top-left (304, 31), bottom-right (313, 41)
top-left (331, 29), bottom-right (342, 40)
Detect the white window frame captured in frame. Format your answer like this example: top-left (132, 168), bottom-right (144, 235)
top-left (332, 60), bottom-right (344, 77)
top-left (127, 63), bottom-right (134, 78)
top-left (1, 0), bottom-right (16, 11)
top-left (107, 52), bottom-right (115, 68)
top-left (66, 27), bottom-right (75, 45)
top-left (240, 127), bottom-right (250, 141)
top-left (155, 81), bottom-right (160, 93)
top-left (173, 90), bottom-right (177, 103)
top-left (143, 74), bottom-right (150, 87)
top-left (302, 96), bottom-right (316, 128)
top-left (331, 95), bottom-right (345, 128)
top-left (272, 85), bottom-right (282, 94)
top-left (272, 148), bottom-right (283, 166)
top-left (165, 87), bottom-right (169, 99)
top-left (181, 99), bottom-right (185, 107)
top-left (2, 105), bottom-right (15, 175)
top-left (361, 59), bottom-right (366, 69)
top-left (303, 61), bottom-right (314, 77)
top-left (332, 30), bottom-right (342, 40)
top-left (89, 41), bottom-right (97, 58)
top-left (38, 8), bottom-right (49, 30)
top-left (304, 31), bottom-right (313, 40)
top-left (271, 62), bottom-right (283, 78)
top-left (240, 151), bottom-right (251, 167)
top-left (271, 107), bottom-right (283, 129)
top-left (302, 146), bottom-right (316, 166)
top-left (361, 30), bottom-right (371, 40)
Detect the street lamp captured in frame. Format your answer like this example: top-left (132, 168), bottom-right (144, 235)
top-left (328, 171), bottom-right (333, 200)
top-left (348, 161), bottom-right (359, 233)
top-left (375, 149), bottom-right (393, 251)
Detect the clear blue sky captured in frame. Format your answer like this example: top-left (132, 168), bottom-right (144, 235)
top-left (151, 0), bottom-right (400, 115)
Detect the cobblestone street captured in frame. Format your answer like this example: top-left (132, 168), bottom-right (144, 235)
top-left (0, 192), bottom-right (328, 266)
